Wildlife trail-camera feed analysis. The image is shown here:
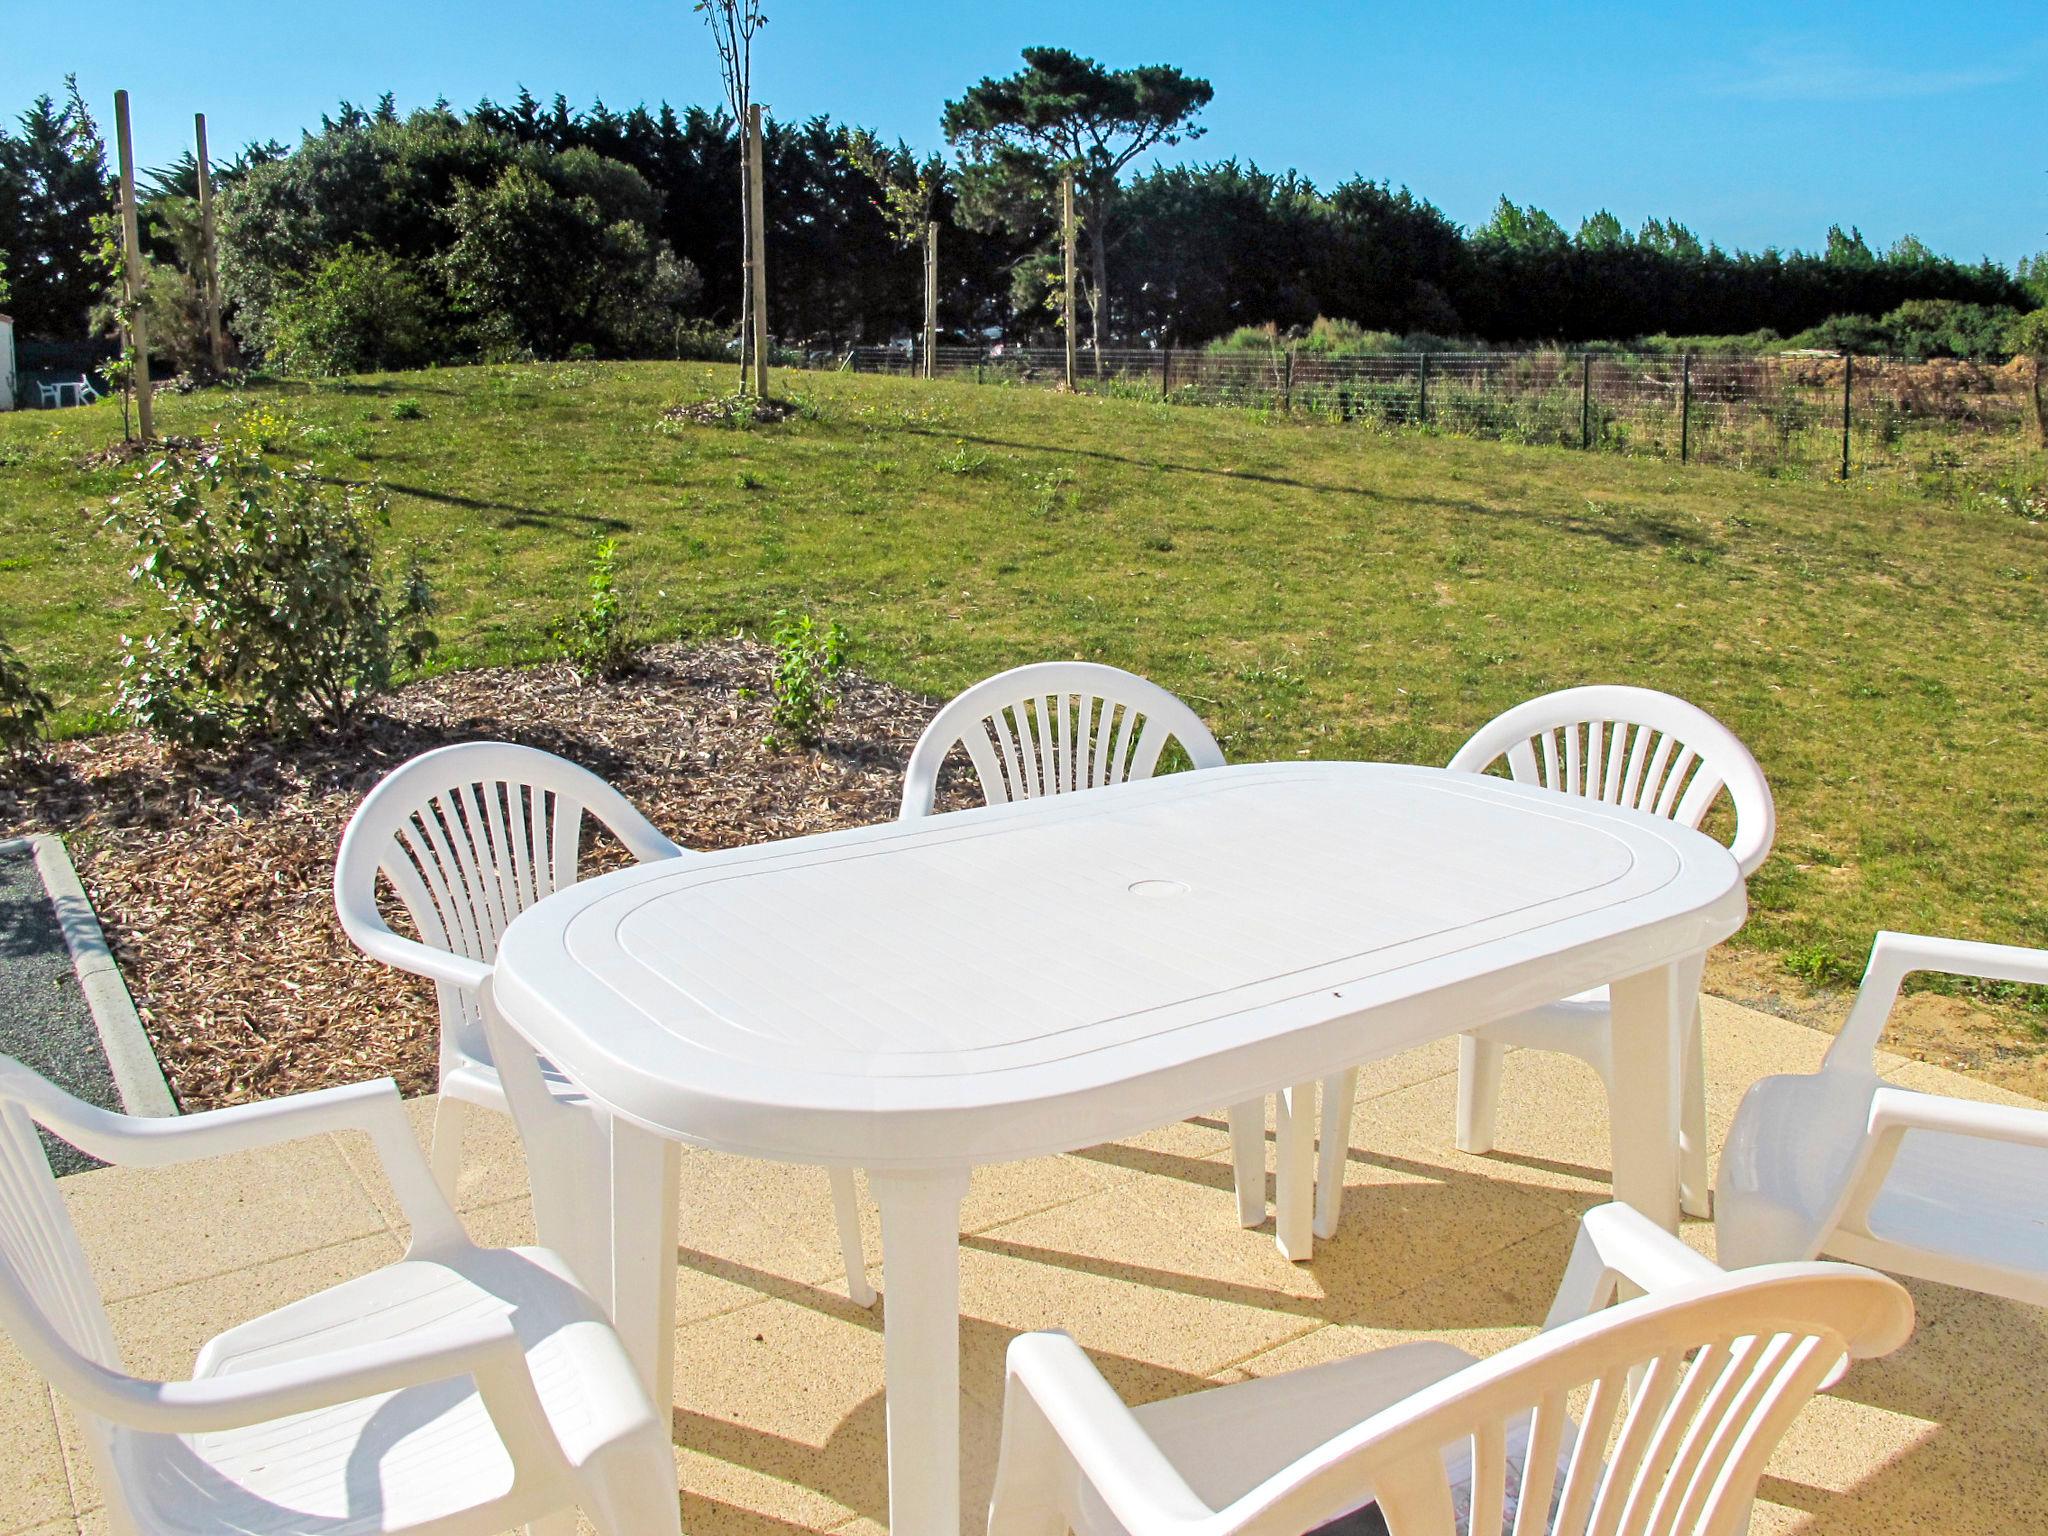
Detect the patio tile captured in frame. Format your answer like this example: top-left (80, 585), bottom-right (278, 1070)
top-left (958, 1183), bottom-right (1324, 1382)
top-left (10, 997), bottom-right (2047, 1536)
top-left (671, 1290), bottom-right (1006, 1534)
top-left (57, 1136), bottom-right (391, 1302)
top-left (332, 1095), bottom-right (535, 1225)
top-left (0, 1333), bottom-right (72, 1536)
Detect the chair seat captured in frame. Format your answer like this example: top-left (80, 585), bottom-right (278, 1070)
top-left (1834, 1117), bottom-right (2048, 1299)
top-left (1720, 1071), bottom-right (2048, 1303)
top-left (112, 1246), bottom-right (632, 1535)
top-left (1467, 988), bottom-right (1613, 1061)
top-left (1074, 1341), bottom-right (1568, 1536)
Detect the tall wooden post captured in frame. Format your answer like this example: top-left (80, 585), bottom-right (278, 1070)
top-left (1061, 172), bottom-right (1077, 391)
top-left (1580, 353), bottom-right (1592, 449)
top-left (1679, 351), bottom-right (1692, 464)
top-left (113, 91), bottom-right (152, 441)
top-left (922, 220), bottom-right (939, 379)
top-left (195, 113), bottom-right (224, 374)
top-left (1840, 352), bottom-right (1854, 481)
top-left (747, 103), bottom-right (769, 399)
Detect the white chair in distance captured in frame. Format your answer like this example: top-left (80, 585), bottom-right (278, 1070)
top-left (1717, 930), bottom-right (2048, 1303)
top-left (899, 662), bottom-right (1275, 1223)
top-left (0, 1055), bottom-right (681, 1536)
top-left (987, 1201), bottom-right (1910, 1536)
top-left (335, 740), bottom-right (874, 1306)
top-left (1309, 687), bottom-right (1776, 1243)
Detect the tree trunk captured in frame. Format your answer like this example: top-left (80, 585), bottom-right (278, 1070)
top-left (2032, 356), bottom-right (2047, 448)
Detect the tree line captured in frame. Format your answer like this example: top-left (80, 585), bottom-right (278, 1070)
top-left (1, 69), bottom-right (2039, 373)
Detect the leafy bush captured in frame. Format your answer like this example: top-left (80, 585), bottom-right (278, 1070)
top-left (106, 443), bottom-right (436, 746)
top-left (268, 246), bottom-right (441, 376)
top-left (1791, 301), bottom-right (2021, 360)
top-left (390, 396), bottom-right (425, 420)
top-left (763, 611), bottom-right (848, 751)
top-left (2009, 308), bottom-right (2048, 446)
top-left (0, 632), bottom-right (53, 766)
top-left (553, 535), bottom-right (639, 681)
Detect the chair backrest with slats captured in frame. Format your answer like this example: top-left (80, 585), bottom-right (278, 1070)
top-left (1228, 1265), bottom-right (1910, 1536)
top-left (900, 662), bottom-right (1226, 820)
top-left (335, 742), bottom-right (681, 1074)
top-left (0, 1081), bottom-right (120, 1378)
top-left (1448, 686), bottom-right (1776, 879)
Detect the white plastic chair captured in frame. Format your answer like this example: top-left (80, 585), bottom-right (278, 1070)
top-left (1717, 931), bottom-right (2048, 1303)
top-left (898, 663), bottom-right (1272, 1220)
top-left (335, 741), bottom-right (874, 1306)
top-left (899, 661), bottom-right (1227, 819)
top-left (1310, 687), bottom-right (1775, 1242)
top-left (986, 1202), bottom-right (1911, 1536)
top-left (0, 1055), bottom-right (681, 1536)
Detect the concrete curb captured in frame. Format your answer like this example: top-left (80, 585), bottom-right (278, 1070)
top-left (1, 833), bottom-right (178, 1117)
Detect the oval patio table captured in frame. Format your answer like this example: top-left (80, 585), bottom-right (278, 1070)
top-left (491, 760), bottom-right (1746, 1536)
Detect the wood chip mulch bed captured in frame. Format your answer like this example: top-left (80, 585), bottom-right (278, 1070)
top-left (0, 641), bottom-right (967, 1112)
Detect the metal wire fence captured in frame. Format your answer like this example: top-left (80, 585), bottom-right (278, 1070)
top-left (844, 344), bottom-right (2041, 490)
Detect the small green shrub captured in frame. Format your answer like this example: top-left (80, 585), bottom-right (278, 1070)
top-left (390, 397), bottom-right (425, 421)
top-left (0, 632), bottom-right (53, 766)
top-left (939, 440), bottom-right (989, 475)
top-left (553, 535), bottom-right (638, 681)
top-left (106, 442), bottom-right (437, 746)
top-left (764, 610), bottom-right (848, 751)
top-left (1782, 941), bottom-right (1854, 987)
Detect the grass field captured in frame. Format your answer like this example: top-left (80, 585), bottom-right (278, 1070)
top-left (2, 359), bottom-right (2043, 1021)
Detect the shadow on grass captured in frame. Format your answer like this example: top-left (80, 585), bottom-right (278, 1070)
top-left (907, 427), bottom-right (1721, 553)
top-left (376, 481), bottom-right (632, 533)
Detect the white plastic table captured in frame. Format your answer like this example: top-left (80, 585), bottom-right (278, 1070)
top-left (491, 761), bottom-right (1745, 1536)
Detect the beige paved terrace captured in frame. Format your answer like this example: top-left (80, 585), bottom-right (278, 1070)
top-left (10, 997), bottom-right (2041, 1536)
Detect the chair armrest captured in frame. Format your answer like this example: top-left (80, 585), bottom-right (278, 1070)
top-left (67, 1313), bottom-right (559, 1464)
top-left (6, 1073), bottom-right (400, 1166)
top-left (1825, 931), bottom-right (2048, 1070)
top-left (346, 917), bottom-right (492, 992)
top-left (1543, 1203), bottom-right (1722, 1328)
top-left (989, 1332), bottom-right (1212, 1536)
top-left (0, 1069), bottom-right (466, 1249)
top-left (1867, 1085), bottom-right (2048, 1150)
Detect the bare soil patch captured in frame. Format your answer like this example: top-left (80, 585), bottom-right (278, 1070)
top-left (0, 641), bottom-right (964, 1111)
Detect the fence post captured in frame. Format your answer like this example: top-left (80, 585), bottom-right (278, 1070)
top-left (1840, 352), bottom-right (1854, 480)
top-left (1679, 351), bottom-right (1692, 464)
top-left (1418, 352), bottom-right (1430, 425)
top-left (1579, 354), bottom-right (1591, 448)
top-left (1283, 348), bottom-right (1295, 411)
top-left (1161, 345), bottom-right (1172, 400)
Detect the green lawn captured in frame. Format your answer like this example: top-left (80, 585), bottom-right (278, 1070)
top-left (2, 360), bottom-right (2044, 991)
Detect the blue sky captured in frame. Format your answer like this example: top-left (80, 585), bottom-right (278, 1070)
top-left (9, 0), bottom-right (2044, 267)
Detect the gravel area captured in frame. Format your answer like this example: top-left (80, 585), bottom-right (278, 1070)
top-left (0, 841), bottom-right (118, 1170)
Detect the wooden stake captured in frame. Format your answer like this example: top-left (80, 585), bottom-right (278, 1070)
top-left (747, 103), bottom-right (769, 400)
top-left (195, 113), bottom-right (224, 374)
top-left (923, 220), bottom-right (939, 379)
top-left (1061, 172), bottom-right (1076, 390)
top-left (113, 91), bottom-right (152, 441)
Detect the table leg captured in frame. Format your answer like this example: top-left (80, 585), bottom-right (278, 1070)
top-left (606, 1113), bottom-right (681, 1413)
top-left (1274, 1081), bottom-right (1316, 1261)
top-left (870, 1167), bottom-right (973, 1536)
top-left (1607, 955), bottom-right (1704, 1233)
top-left (1227, 1099), bottom-right (1265, 1227)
